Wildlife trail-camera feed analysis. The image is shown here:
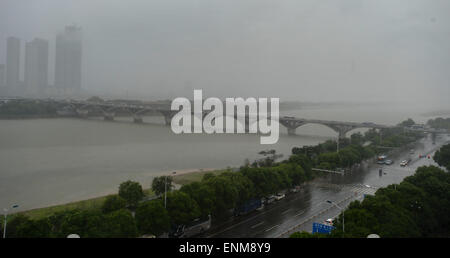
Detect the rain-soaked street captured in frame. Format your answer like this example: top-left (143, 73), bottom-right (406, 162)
top-left (204, 133), bottom-right (450, 238)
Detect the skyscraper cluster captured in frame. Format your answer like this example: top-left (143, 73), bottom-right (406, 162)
top-left (0, 25), bottom-right (82, 97)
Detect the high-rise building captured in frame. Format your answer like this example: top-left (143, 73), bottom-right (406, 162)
top-left (6, 37), bottom-right (21, 94)
top-left (55, 26), bottom-right (82, 93)
top-left (0, 64), bottom-right (5, 94)
top-left (25, 38), bottom-right (49, 95)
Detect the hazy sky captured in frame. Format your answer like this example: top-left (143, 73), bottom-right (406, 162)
top-left (1, 0), bottom-right (449, 106)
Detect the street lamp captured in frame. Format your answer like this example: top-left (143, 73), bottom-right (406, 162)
top-left (336, 137), bottom-right (340, 153)
top-left (326, 200), bottom-right (344, 237)
top-left (3, 204), bottom-right (19, 238)
top-left (164, 171), bottom-right (176, 208)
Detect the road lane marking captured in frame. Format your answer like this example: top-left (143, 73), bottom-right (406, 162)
top-left (265, 224), bottom-right (280, 232)
top-left (281, 209), bottom-right (291, 214)
top-left (206, 192), bottom-right (316, 237)
top-left (294, 210), bottom-right (305, 217)
top-left (251, 221), bottom-right (265, 229)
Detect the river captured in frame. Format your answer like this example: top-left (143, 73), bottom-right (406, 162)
top-left (0, 103), bottom-right (442, 211)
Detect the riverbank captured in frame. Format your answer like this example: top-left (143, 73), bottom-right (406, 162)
top-left (172, 168), bottom-right (229, 185)
top-left (19, 188), bottom-right (153, 220)
top-left (17, 168), bottom-right (227, 219)
top-left (0, 114), bottom-right (59, 119)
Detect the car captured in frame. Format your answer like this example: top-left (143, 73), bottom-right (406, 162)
top-left (266, 195), bottom-right (277, 204)
top-left (290, 186), bottom-right (300, 193)
top-left (377, 160), bottom-right (385, 164)
top-left (378, 155), bottom-right (387, 160)
top-left (275, 193), bottom-right (285, 200)
top-left (325, 218), bottom-right (334, 226)
top-left (384, 159), bottom-right (393, 165)
top-left (400, 160), bottom-right (408, 167)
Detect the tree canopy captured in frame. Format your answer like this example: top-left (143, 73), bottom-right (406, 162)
top-left (118, 180), bottom-right (144, 208)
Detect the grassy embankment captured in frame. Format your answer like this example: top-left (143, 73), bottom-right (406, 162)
top-left (19, 189), bottom-right (154, 220)
top-left (171, 169), bottom-right (228, 185)
top-left (18, 169), bottom-right (227, 220)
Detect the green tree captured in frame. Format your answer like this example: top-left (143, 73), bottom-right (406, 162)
top-left (3, 214), bottom-right (29, 238)
top-left (317, 152), bottom-right (340, 169)
top-left (398, 118), bottom-right (415, 127)
top-left (427, 117), bottom-right (450, 130)
top-left (118, 180), bottom-right (144, 208)
top-left (135, 200), bottom-right (170, 236)
top-left (152, 176), bottom-right (173, 196)
top-left (434, 143), bottom-right (450, 171)
top-left (203, 175), bottom-right (239, 216)
top-left (325, 166), bottom-right (450, 238)
top-left (59, 209), bottom-right (105, 237)
top-left (221, 172), bottom-right (256, 206)
top-left (102, 195), bottom-right (127, 214)
top-left (180, 182), bottom-right (215, 218)
top-left (102, 209), bottom-right (138, 238)
top-left (202, 172), bottom-right (216, 181)
top-left (15, 217), bottom-right (52, 238)
top-left (288, 154), bottom-right (313, 179)
top-left (166, 191), bottom-right (201, 225)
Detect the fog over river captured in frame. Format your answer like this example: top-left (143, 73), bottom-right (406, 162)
top-left (0, 103), bottom-right (444, 211)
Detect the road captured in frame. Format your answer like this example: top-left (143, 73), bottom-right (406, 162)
top-left (202, 133), bottom-right (450, 238)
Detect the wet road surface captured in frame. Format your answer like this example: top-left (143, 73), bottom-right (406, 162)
top-left (203, 133), bottom-right (450, 238)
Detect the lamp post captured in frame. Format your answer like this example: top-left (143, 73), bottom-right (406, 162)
top-left (337, 137), bottom-right (340, 153)
top-left (3, 204), bottom-right (19, 238)
top-left (164, 171), bottom-right (176, 208)
top-left (326, 200), bottom-right (344, 237)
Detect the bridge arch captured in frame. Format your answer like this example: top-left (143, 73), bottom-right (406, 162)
top-left (286, 122), bottom-right (341, 137)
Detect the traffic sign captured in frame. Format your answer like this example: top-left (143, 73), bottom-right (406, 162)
top-left (312, 222), bottom-right (335, 234)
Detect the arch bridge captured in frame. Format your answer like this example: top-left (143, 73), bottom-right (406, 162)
top-left (279, 117), bottom-right (392, 138)
top-left (0, 98), bottom-right (395, 138)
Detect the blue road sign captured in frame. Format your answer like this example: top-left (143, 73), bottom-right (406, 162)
top-left (312, 222), bottom-right (335, 234)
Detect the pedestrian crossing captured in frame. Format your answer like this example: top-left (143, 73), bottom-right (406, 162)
top-left (309, 182), bottom-right (378, 196)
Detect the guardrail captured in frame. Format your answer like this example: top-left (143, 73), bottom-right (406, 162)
top-left (312, 168), bottom-right (346, 175)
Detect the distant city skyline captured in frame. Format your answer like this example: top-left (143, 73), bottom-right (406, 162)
top-left (25, 38), bottom-right (49, 95)
top-left (55, 25), bottom-right (82, 94)
top-left (0, 64), bottom-right (5, 90)
top-left (0, 25), bottom-right (82, 97)
top-left (5, 37), bottom-right (20, 94)
top-left (0, 0), bottom-right (450, 109)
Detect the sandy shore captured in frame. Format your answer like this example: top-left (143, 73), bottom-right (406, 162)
top-left (170, 168), bottom-right (222, 176)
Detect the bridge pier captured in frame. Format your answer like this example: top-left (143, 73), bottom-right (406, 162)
top-left (327, 124), bottom-right (357, 140)
top-left (160, 110), bottom-right (177, 126)
top-left (133, 115), bottom-right (143, 123)
top-left (279, 119), bottom-right (305, 136)
top-left (163, 115), bottom-right (171, 126)
top-left (287, 128), bottom-right (296, 135)
top-left (103, 112), bottom-right (115, 121)
top-left (76, 109), bottom-right (89, 118)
